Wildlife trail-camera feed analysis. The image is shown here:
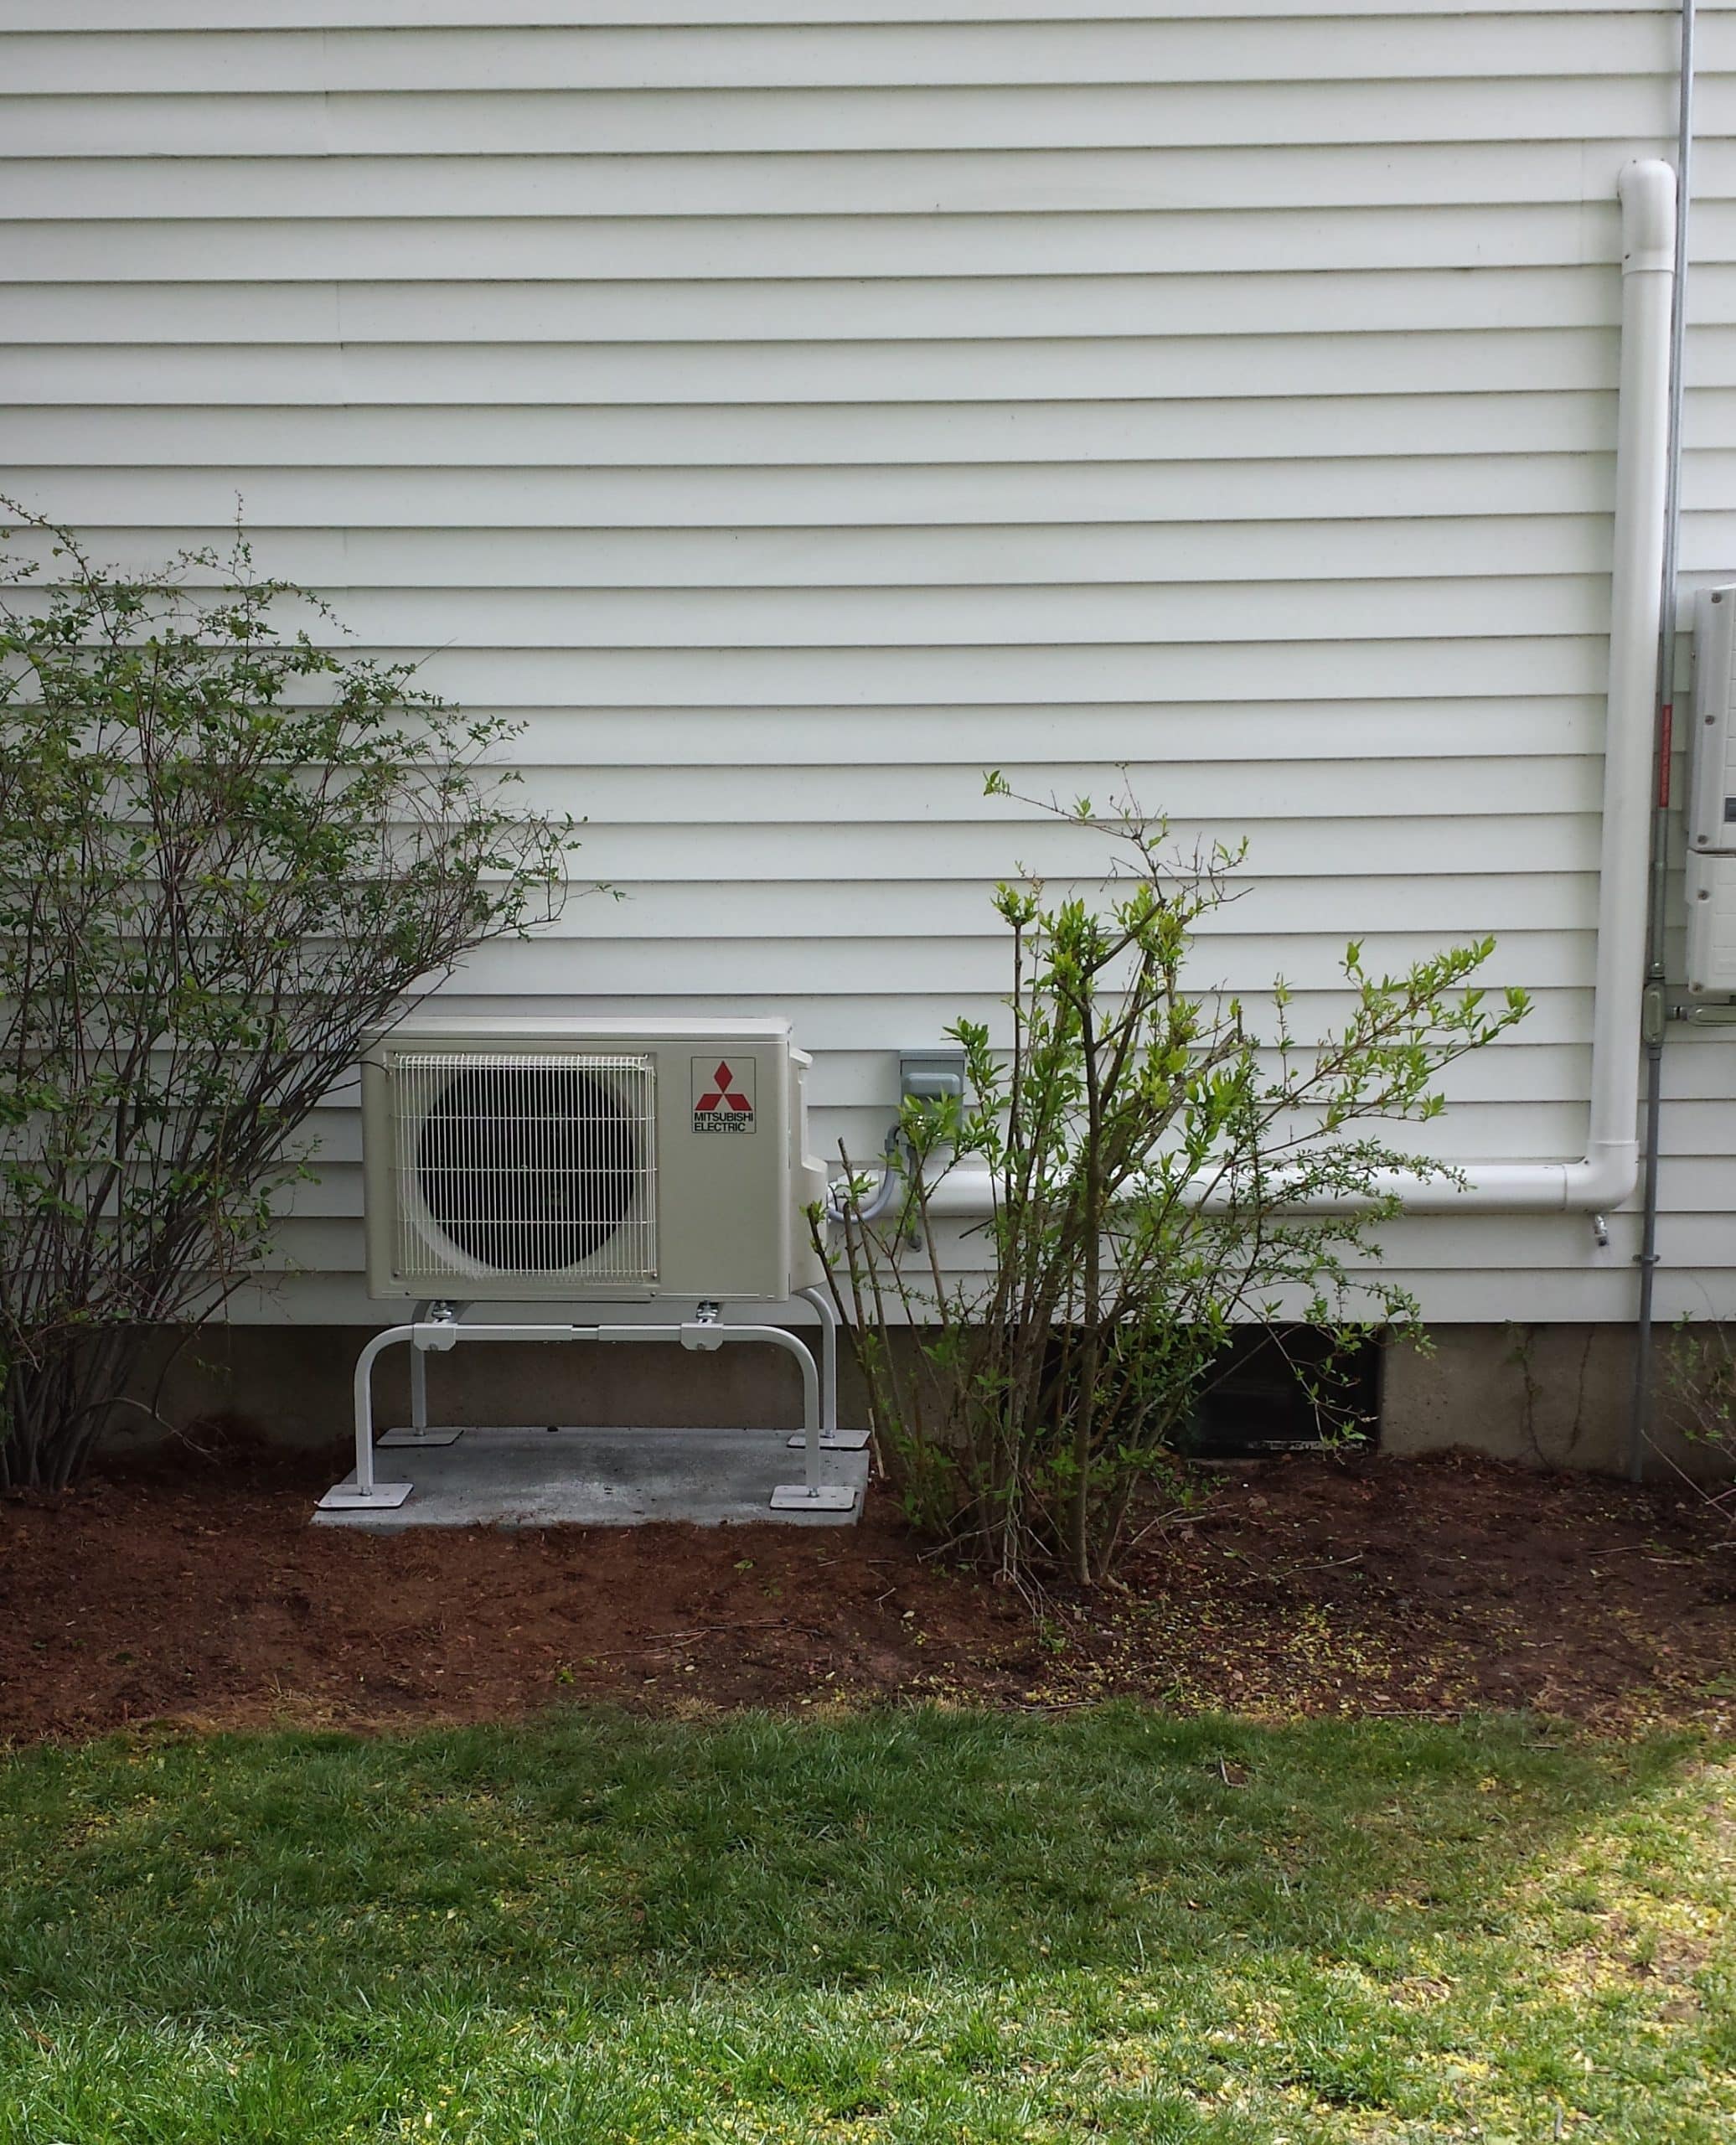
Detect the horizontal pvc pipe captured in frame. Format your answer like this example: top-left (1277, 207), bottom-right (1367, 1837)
top-left (922, 163), bottom-right (1674, 1226)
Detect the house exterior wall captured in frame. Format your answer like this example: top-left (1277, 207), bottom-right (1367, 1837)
top-left (4, 2), bottom-right (1736, 1331)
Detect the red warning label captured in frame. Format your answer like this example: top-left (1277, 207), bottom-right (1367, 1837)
top-left (692, 1055), bottom-right (757, 1134)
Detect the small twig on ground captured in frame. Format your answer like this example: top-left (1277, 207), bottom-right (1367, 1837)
top-left (1124, 1502), bottom-right (1215, 1558)
top-left (592, 1618), bottom-right (793, 1656)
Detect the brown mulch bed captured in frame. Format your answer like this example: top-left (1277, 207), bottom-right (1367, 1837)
top-left (2, 1442), bottom-right (1733, 1742)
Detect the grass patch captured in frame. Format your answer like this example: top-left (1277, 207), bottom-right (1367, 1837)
top-left (0, 1706), bottom-right (1732, 2141)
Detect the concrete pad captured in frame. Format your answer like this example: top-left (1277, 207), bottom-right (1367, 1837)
top-left (311, 1424), bottom-right (867, 1530)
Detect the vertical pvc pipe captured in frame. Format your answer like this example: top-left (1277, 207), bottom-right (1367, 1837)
top-left (1592, 164), bottom-right (1677, 1188)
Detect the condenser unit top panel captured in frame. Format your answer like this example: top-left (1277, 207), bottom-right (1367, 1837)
top-left (376, 1016), bottom-right (796, 1044)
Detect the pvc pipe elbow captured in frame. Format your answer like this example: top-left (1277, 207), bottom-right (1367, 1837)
top-left (1619, 160), bottom-right (1677, 275)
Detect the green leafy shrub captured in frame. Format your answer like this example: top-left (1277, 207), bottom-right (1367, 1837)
top-left (1656, 1319), bottom-right (1736, 1511)
top-left (819, 780), bottom-right (1529, 1589)
top-left (0, 508), bottom-right (573, 1487)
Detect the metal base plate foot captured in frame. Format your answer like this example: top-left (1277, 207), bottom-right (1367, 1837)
top-left (318, 1480), bottom-right (415, 1511)
top-left (786, 1429), bottom-right (871, 1451)
top-left (379, 1426), bottom-right (466, 1448)
top-left (769, 1483), bottom-right (860, 1512)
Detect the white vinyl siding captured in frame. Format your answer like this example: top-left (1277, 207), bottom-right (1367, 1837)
top-left (3, 3), bottom-right (1732, 1321)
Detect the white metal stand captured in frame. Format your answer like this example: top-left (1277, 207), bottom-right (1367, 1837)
top-left (377, 1300), bottom-right (468, 1446)
top-left (318, 1307), bottom-right (860, 1515)
top-left (788, 1284), bottom-right (870, 1451)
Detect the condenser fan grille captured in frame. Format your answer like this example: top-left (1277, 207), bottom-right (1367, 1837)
top-left (390, 1052), bottom-right (657, 1283)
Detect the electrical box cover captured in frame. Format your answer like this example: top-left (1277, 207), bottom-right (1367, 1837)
top-left (1689, 586), bottom-right (1736, 855)
top-left (1686, 586), bottom-right (1736, 995)
top-left (1688, 853), bottom-right (1736, 995)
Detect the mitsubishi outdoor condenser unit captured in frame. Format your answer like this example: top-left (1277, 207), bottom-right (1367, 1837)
top-left (360, 1016), bottom-right (828, 1303)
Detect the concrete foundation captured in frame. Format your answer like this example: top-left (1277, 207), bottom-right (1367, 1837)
top-left (117, 1317), bottom-right (1736, 1481)
top-left (1382, 1323), bottom-right (1732, 1481)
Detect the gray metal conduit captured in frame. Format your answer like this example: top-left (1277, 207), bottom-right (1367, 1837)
top-left (1630, 0), bottom-right (1697, 1482)
top-left (824, 1123), bottom-right (906, 1226)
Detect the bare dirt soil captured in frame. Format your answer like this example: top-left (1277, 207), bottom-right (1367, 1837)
top-left (3, 1441), bottom-right (1733, 1741)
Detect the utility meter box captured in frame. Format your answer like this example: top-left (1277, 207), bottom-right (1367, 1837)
top-left (1686, 585), bottom-right (1736, 994)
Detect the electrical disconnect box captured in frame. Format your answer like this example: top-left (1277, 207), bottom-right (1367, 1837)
top-left (1687, 585), bottom-right (1736, 995)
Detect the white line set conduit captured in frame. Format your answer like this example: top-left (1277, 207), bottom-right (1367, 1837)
top-left (922, 162), bottom-right (1678, 1229)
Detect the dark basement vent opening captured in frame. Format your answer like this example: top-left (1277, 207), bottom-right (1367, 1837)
top-left (1181, 1325), bottom-right (1382, 1460)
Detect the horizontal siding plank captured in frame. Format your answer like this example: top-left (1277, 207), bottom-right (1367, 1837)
top-left (1656, 1159), bottom-right (1736, 1212)
top-left (18, 137), bottom-right (1736, 202)
top-left (8, 519), bottom-right (1611, 587)
top-left (0, 404), bottom-right (1620, 468)
top-left (540, 817), bottom-right (1599, 881)
top-left (0, 19), bottom-right (1685, 96)
top-left (12, 458), bottom-right (1613, 522)
top-left (0, 208), bottom-right (1634, 281)
top-left (0, 144), bottom-right (1658, 216)
top-left (0, 81), bottom-right (1681, 158)
top-left (314, 983), bottom-right (1598, 1051)
top-left (439, 700), bottom-right (1609, 762)
top-left (205, 575), bottom-right (1608, 647)
top-left (0, 339), bottom-right (1630, 406)
top-left (7, 3), bottom-right (1687, 29)
top-left (353, 638), bottom-right (1611, 704)
top-left (1639, 1101), bottom-right (1736, 1153)
top-left (420, 756), bottom-right (1599, 819)
top-left (1682, 448), bottom-right (1736, 513)
top-left (290, 928), bottom-right (1594, 996)
top-left (529, 872), bottom-right (1594, 936)
top-left (0, 268), bottom-right (1629, 339)
top-left (18, 148), bottom-right (1733, 209)
top-left (1661, 1039), bottom-right (1736, 1103)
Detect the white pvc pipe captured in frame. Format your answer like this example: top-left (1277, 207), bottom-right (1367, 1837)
top-left (924, 161), bottom-right (1677, 1225)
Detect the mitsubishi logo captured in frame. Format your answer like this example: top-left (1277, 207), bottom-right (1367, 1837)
top-left (691, 1055), bottom-right (757, 1133)
top-left (695, 1062), bottom-right (752, 1114)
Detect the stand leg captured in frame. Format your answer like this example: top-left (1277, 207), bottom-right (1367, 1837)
top-left (771, 1326), bottom-right (857, 1512)
top-left (410, 1305), bottom-right (428, 1433)
top-left (380, 1301), bottom-right (468, 1447)
top-left (789, 1285), bottom-right (870, 1453)
top-left (317, 1327), bottom-right (415, 1512)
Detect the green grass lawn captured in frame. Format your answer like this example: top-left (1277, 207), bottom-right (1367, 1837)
top-left (0, 1707), bottom-right (1732, 2143)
